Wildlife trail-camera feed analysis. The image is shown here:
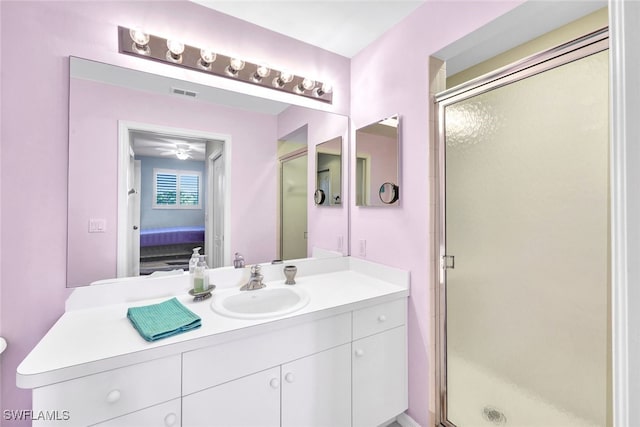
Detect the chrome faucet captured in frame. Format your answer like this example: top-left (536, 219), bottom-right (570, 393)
top-left (240, 265), bottom-right (265, 291)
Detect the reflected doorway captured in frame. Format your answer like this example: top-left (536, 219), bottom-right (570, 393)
top-left (117, 122), bottom-right (231, 277)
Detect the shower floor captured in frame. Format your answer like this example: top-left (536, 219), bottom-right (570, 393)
top-left (446, 353), bottom-right (599, 427)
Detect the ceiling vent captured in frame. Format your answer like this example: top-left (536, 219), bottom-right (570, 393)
top-left (171, 87), bottom-right (198, 98)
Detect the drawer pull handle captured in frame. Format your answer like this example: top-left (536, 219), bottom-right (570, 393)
top-left (269, 378), bottom-right (280, 389)
top-left (285, 372), bottom-right (295, 383)
top-left (106, 389), bottom-right (121, 403)
top-left (355, 349), bottom-right (365, 357)
top-left (164, 413), bottom-right (177, 426)
top-left (378, 315), bottom-right (387, 322)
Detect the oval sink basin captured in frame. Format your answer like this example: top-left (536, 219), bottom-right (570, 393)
top-left (211, 286), bottom-right (310, 319)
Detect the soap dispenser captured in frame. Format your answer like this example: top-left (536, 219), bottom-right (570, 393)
top-left (189, 247), bottom-right (201, 273)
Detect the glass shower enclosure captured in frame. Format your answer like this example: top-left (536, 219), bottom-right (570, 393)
top-left (436, 30), bottom-right (610, 427)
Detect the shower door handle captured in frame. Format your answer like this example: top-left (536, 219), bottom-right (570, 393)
top-left (442, 255), bottom-right (455, 269)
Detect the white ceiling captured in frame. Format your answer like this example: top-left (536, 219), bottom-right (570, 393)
top-left (191, 0), bottom-right (426, 58)
top-left (194, 0), bottom-right (607, 73)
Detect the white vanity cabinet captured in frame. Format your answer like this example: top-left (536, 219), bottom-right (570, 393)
top-left (352, 299), bottom-right (408, 427)
top-left (20, 261), bottom-right (411, 427)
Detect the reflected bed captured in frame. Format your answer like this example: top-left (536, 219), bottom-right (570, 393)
top-left (140, 226), bottom-right (205, 275)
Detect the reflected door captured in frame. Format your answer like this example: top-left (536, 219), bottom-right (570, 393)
top-left (281, 153), bottom-right (308, 260)
top-left (126, 153), bottom-right (141, 277)
top-left (210, 152), bottom-right (225, 268)
top-left (442, 50), bottom-right (609, 426)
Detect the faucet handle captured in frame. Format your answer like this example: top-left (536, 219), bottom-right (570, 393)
top-left (233, 252), bottom-right (245, 269)
top-left (250, 264), bottom-right (261, 275)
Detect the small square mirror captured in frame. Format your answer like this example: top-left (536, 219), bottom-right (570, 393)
top-left (355, 114), bottom-right (400, 206)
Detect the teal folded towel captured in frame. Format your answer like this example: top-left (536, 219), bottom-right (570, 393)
top-left (127, 297), bottom-right (201, 342)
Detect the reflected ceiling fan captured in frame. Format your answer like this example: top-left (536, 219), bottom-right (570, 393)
top-left (157, 143), bottom-right (194, 160)
top-left (130, 131), bottom-right (208, 161)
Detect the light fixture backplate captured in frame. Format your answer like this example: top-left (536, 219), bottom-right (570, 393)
top-left (117, 26), bottom-right (332, 104)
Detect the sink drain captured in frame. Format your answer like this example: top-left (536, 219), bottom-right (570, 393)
top-left (483, 406), bottom-right (507, 425)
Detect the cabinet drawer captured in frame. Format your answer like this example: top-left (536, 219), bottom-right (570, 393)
top-left (352, 298), bottom-right (406, 340)
top-left (33, 355), bottom-right (181, 427)
top-left (92, 398), bottom-right (181, 427)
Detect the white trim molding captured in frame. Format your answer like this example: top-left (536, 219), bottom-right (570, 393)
top-left (610, 0), bottom-right (640, 426)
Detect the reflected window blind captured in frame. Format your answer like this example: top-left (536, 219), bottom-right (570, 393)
top-left (179, 174), bottom-right (199, 206)
top-left (153, 169), bottom-right (201, 209)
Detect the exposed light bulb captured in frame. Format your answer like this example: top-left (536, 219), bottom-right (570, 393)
top-left (166, 39), bottom-right (185, 63)
top-left (302, 78), bottom-right (315, 90)
top-left (314, 82), bottom-right (333, 97)
top-left (226, 58), bottom-right (245, 76)
top-left (252, 64), bottom-right (271, 82)
top-left (129, 27), bottom-right (150, 54)
top-left (295, 78), bottom-right (315, 94)
top-left (273, 71), bottom-right (294, 88)
top-left (230, 58), bottom-right (245, 70)
top-left (199, 49), bottom-right (217, 69)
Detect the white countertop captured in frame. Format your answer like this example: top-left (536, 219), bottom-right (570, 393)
top-left (17, 257), bottom-right (409, 389)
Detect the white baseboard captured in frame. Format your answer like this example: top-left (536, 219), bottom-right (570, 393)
top-left (397, 412), bottom-right (422, 427)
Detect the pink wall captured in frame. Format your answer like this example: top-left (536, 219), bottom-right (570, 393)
top-left (0, 1), bottom-right (348, 423)
top-left (350, 2), bottom-right (522, 425)
top-left (278, 106), bottom-right (349, 256)
top-left (68, 77), bottom-right (278, 286)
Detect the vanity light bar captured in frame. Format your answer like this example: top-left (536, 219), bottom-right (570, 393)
top-left (117, 26), bottom-right (333, 104)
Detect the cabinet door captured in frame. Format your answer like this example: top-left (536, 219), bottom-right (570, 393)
top-left (281, 343), bottom-right (351, 427)
top-left (92, 399), bottom-right (181, 427)
top-left (352, 326), bottom-right (407, 427)
top-left (182, 366), bottom-right (280, 427)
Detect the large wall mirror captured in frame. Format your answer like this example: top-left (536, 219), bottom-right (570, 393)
top-left (67, 57), bottom-right (348, 287)
top-left (315, 137), bottom-right (342, 207)
top-left (355, 114), bottom-right (400, 206)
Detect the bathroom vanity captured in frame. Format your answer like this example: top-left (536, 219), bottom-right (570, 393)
top-left (18, 257), bottom-right (409, 427)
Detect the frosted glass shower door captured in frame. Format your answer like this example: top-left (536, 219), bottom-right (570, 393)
top-left (444, 50), bottom-right (609, 427)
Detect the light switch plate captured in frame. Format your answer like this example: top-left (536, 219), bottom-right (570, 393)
top-left (359, 239), bottom-right (366, 257)
top-left (89, 218), bottom-right (106, 233)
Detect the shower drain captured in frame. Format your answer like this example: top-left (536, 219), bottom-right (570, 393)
top-left (483, 406), bottom-right (507, 425)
